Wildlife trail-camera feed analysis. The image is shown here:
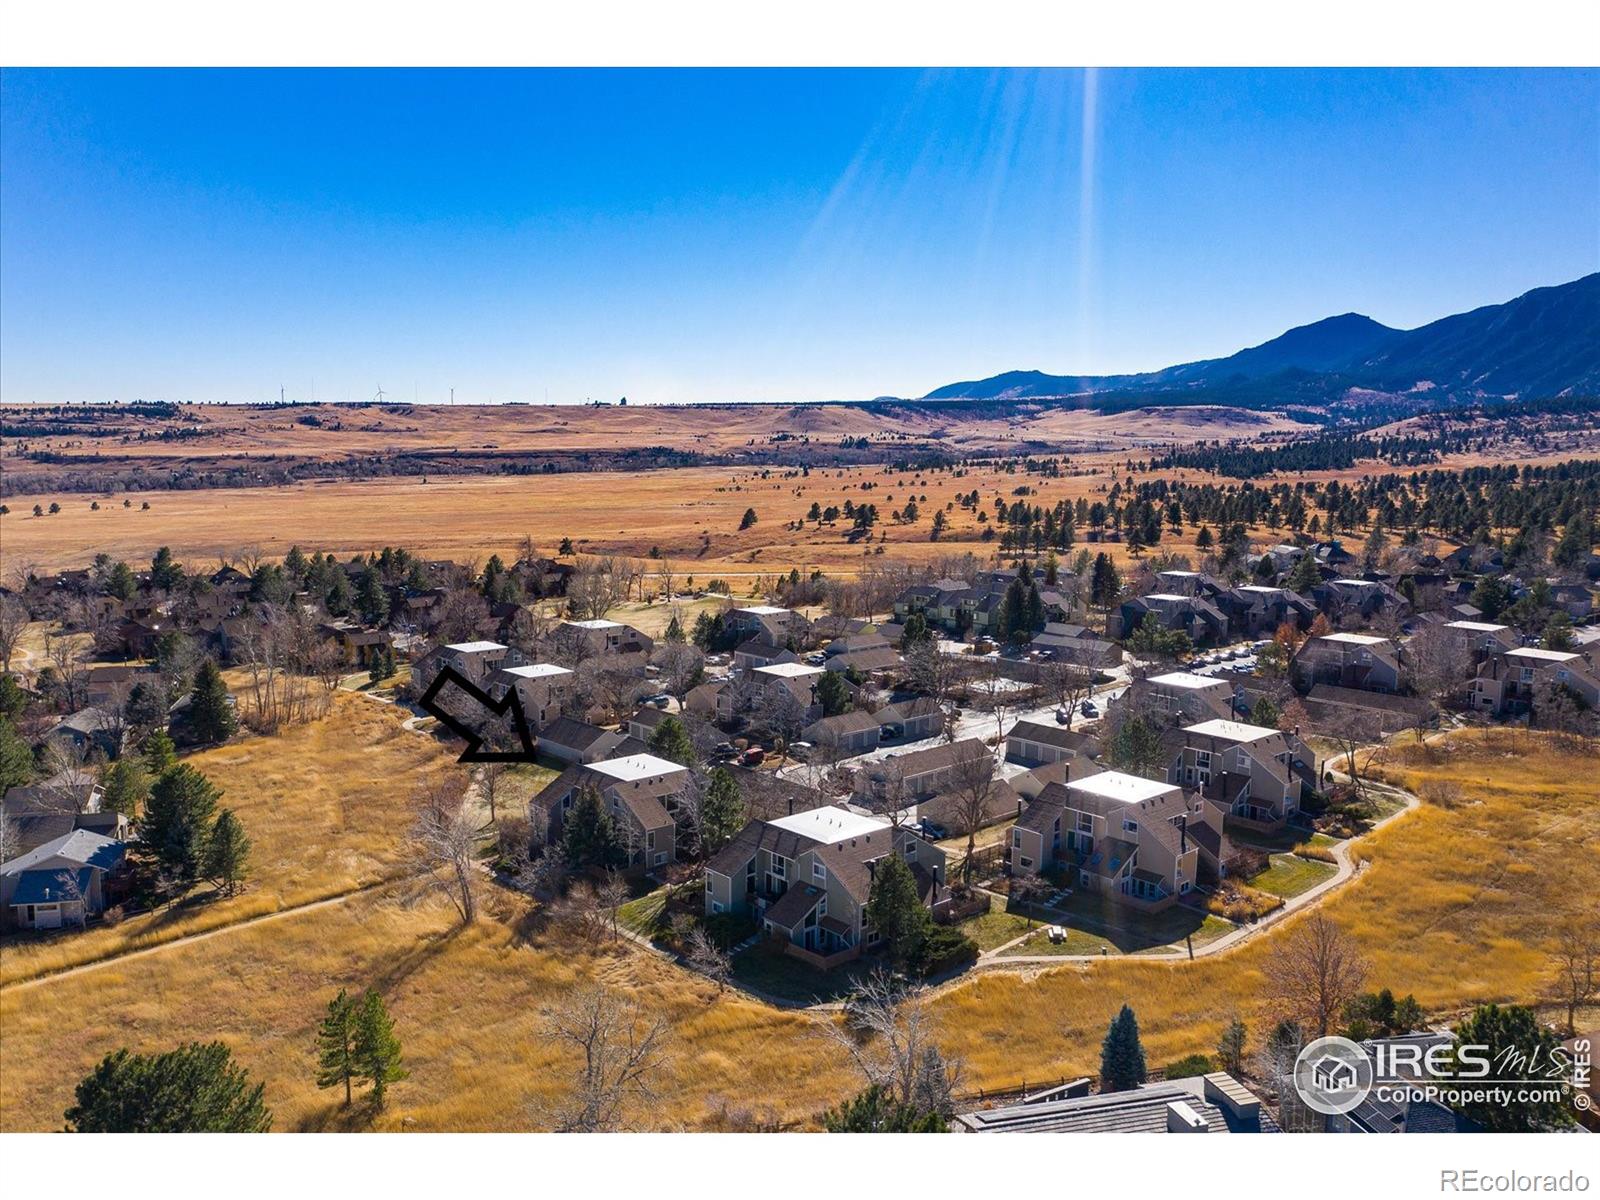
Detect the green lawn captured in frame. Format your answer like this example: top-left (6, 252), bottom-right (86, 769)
top-left (617, 886), bottom-right (671, 939)
top-left (730, 943), bottom-right (874, 1005)
top-left (955, 908), bottom-right (1037, 952)
top-left (995, 892), bottom-right (1237, 958)
top-left (1249, 853), bottom-right (1338, 899)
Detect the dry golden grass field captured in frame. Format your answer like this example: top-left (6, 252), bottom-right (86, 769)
top-left (0, 693), bottom-right (457, 987)
top-left (0, 399), bottom-right (1310, 466)
top-left (1, 724), bottom-right (1593, 1130)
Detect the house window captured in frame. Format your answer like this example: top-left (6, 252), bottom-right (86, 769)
top-left (1122, 818), bottom-right (1138, 834)
top-left (812, 861), bottom-right (826, 882)
top-left (1076, 814), bottom-right (1093, 834)
top-left (1195, 750), bottom-right (1211, 769)
top-left (646, 831), bottom-right (655, 850)
top-left (653, 852), bottom-right (667, 867)
top-left (712, 901), bottom-right (724, 914)
top-left (1018, 857), bottom-right (1033, 869)
top-left (903, 839), bottom-right (917, 857)
top-left (1013, 830), bottom-right (1024, 847)
top-left (769, 856), bottom-right (786, 881)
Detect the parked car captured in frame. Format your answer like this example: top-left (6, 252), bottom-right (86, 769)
top-left (1055, 707), bottom-right (1071, 724)
top-left (1079, 700), bottom-right (1098, 717)
top-left (643, 692), bottom-right (671, 708)
top-left (805, 652), bottom-right (826, 665)
top-left (713, 741), bottom-right (736, 757)
top-left (919, 818), bottom-right (948, 840)
top-left (880, 721), bottom-right (904, 739)
top-left (789, 741), bottom-right (814, 759)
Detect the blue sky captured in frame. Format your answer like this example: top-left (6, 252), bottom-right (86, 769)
top-left (2, 68), bottom-right (1595, 405)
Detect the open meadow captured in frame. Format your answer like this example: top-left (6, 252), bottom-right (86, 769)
top-left (0, 693), bottom-right (457, 987)
top-left (2, 722), bottom-right (1593, 1130)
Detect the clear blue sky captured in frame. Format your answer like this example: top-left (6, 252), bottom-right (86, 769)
top-left (2, 68), bottom-right (1596, 405)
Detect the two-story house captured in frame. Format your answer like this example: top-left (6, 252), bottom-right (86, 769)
top-left (726, 605), bottom-right (809, 648)
top-left (1440, 620), bottom-right (1521, 663)
top-left (414, 640), bottom-right (514, 691)
top-left (1221, 585), bottom-right (1317, 639)
top-left (557, 619), bottom-right (655, 665)
top-left (703, 805), bottom-right (947, 968)
top-left (1168, 718), bottom-right (1312, 831)
top-left (492, 662), bottom-right (574, 729)
top-left (1471, 646), bottom-right (1600, 716)
top-left (1111, 593), bottom-right (1229, 646)
top-left (529, 752), bottom-right (686, 870)
top-left (1292, 632), bottom-right (1403, 693)
top-left (1135, 671), bottom-right (1237, 725)
top-left (1009, 771), bottom-right (1200, 910)
top-left (853, 737), bottom-right (991, 802)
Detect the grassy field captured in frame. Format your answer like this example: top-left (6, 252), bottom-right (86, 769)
top-left (0, 692), bottom-right (459, 986)
top-left (1248, 853), bottom-right (1338, 899)
top-left (1, 727), bottom-right (1593, 1129)
top-left (926, 729), bottom-right (1600, 1088)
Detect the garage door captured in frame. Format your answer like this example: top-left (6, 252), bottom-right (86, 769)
top-left (34, 904), bottom-right (62, 929)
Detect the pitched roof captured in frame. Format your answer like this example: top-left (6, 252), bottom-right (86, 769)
top-left (805, 709), bottom-right (882, 739)
top-left (1006, 718), bottom-right (1093, 751)
top-left (1, 828), bottom-right (125, 875)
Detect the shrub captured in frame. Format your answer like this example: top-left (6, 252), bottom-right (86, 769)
top-left (916, 925), bottom-right (979, 976)
top-left (101, 905), bottom-right (125, 927)
top-left (1163, 1053), bottom-right (1215, 1079)
top-left (1292, 841), bottom-right (1337, 863)
top-left (1205, 882), bottom-right (1283, 923)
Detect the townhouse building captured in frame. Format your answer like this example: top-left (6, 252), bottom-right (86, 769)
top-left (1168, 718), bottom-right (1313, 831)
top-left (1009, 771), bottom-right (1202, 909)
top-left (704, 805), bottom-right (947, 968)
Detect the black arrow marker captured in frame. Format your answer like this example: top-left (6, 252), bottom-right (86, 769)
top-left (416, 666), bottom-right (538, 764)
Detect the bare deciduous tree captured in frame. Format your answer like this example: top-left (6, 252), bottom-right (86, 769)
top-left (684, 926), bottom-right (733, 992)
top-left (407, 777), bottom-right (480, 926)
top-left (1037, 658), bottom-right (1094, 721)
top-left (537, 984), bottom-right (672, 1132)
top-left (822, 969), bottom-right (961, 1119)
top-left (0, 596), bottom-right (30, 674)
top-left (597, 870), bottom-right (630, 942)
top-left (947, 741), bottom-right (998, 882)
top-left (1543, 912), bottom-right (1600, 1036)
top-left (1261, 914), bottom-right (1369, 1039)
top-left (477, 761), bottom-right (507, 825)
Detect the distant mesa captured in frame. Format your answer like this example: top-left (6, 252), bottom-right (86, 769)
top-left (921, 272), bottom-right (1600, 405)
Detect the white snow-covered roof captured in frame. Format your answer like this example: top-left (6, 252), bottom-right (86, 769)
top-left (1505, 647), bottom-right (1579, 663)
top-left (1444, 621), bottom-right (1510, 633)
top-left (754, 662), bottom-right (824, 679)
top-left (563, 619), bottom-right (623, 631)
top-left (502, 663), bottom-right (572, 679)
top-left (588, 753), bottom-right (686, 783)
top-left (769, 806), bottom-right (889, 845)
top-left (445, 640), bottom-right (506, 653)
top-left (1319, 632), bottom-right (1389, 646)
top-left (733, 605), bottom-right (791, 616)
top-left (1148, 671), bottom-right (1228, 690)
top-left (1065, 771), bottom-right (1179, 805)
top-left (1143, 593), bottom-right (1189, 603)
top-left (1184, 718), bottom-right (1281, 744)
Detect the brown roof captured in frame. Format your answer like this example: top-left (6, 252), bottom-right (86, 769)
top-left (866, 737), bottom-right (988, 779)
top-left (1007, 719), bottom-right (1094, 752)
top-left (806, 710), bottom-right (881, 739)
top-left (763, 884), bottom-right (824, 929)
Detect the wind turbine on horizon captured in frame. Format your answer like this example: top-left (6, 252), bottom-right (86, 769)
top-left (373, 384), bottom-right (386, 403)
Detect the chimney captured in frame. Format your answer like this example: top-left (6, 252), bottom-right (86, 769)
top-left (1016, 798), bottom-right (1024, 820)
top-left (1165, 1100), bottom-right (1209, 1133)
top-left (1178, 813), bottom-right (1188, 853)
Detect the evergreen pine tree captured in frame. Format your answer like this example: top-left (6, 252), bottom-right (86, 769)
top-left (65, 1042), bottom-right (271, 1132)
top-left (698, 767), bottom-right (745, 855)
top-left (353, 988), bottom-right (408, 1109)
top-left (663, 613), bottom-right (685, 643)
top-left (100, 757), bottom-right (150, 818)
top-left (202, 808), bottom-right (251, 895)
top-left (142, 729), bottom-right (178, 775)
top-left (314, 989), bottom-right (359, 1106)
top-left (1217, 1016), bottom-right (1248, 1075)
top-left (187, 659), bottom-right (237, 744)
top-left (1099, 1004), bottom-right (1148, 1092)
top-left (814, 669), bottom-right (851, 717)
top-left (144, 764), bottom-right (221, 885)
top-left (864, 853), bottom-right (931, 971)
top-left (560, 785), bottom-right (626, 870)
top-left (647, 715), bottom-right (695, 765)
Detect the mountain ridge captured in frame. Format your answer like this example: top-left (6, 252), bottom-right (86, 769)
top-left (921, 273), bottom-right (1599, 404)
